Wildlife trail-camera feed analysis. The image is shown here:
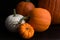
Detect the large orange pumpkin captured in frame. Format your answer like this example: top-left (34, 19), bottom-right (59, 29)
top-left (16, 1), bottom-right (35, 16)
top-left (28, 8), bottom-right (51, 32)
top-left (18, 23), bottom-right (34, 39)
top-left (38, 0), bottom-right (60, 24)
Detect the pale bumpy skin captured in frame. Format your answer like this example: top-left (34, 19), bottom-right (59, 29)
top-left (5, 14), bottom-right (25, 32)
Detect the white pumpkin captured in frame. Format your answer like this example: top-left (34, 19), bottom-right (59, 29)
top-left (5, 14), bottom-right (25, 32)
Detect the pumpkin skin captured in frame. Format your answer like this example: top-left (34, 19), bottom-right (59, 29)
top-left (5, 14), bottom-right (25, 32)
top-left (28, 8), bottom-right (51, 32)
top-left (18, 23), bottom-right (34, 39)
top-left (16, 1), bottom-right (35, 16)
top-left (38, 0), bottom-right (60, 24)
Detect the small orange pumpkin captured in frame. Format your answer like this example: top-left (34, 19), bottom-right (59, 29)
top-left (18, 23), bottom-right (34, 39)
top-left (16, 1), bottom-right (35, 16)
top-left (28, 8), bottom-right (51, 32)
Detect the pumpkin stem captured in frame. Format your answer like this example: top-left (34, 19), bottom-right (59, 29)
top-left (25, 0), bottom-right (30, 2)
top-left (13, 9), bottom-right (16, 16)
top-left (18, 17), bottom-right (27, 24)
top-left (26, 27), bottom-right (29, 30)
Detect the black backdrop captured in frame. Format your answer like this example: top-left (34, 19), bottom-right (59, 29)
top-left (0, 0), bottom-right (60, 40)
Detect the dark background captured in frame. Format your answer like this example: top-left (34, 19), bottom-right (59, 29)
top-left (0, 0), bottom-right (60, 40)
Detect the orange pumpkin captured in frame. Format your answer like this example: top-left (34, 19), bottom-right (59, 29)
top-left (16, 1), bottom-right (35, 16)
top-left (38, 0), bottom-right (60, 24)
top-left (18, 23), bottom-right (34, 39)
top-left (28, 8), bottom-right (51, 32)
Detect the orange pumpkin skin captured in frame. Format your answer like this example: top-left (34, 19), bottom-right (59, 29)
top-left (28, 8), bottom-right (51, 32)
top-left (16, 1), bottom-right (35, 16)
top-left (18, 23), bottom-right (34, 39)
top-left (38, 0), bottom-right (60, 24)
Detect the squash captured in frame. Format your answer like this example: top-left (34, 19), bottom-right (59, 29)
top-left (28, 8), bottom-right (51, 32)
top-left (38, 0), bottom-right (60, 24)
top-left (5, 9), bottom-right (25, 32)
top-left (16, 0), bottom-right (35, 16)
top-left (18, 23), bottom-right (34, 39)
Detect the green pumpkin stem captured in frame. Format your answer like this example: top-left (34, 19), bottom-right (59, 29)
top-left (13, 9), bottom-right (16, 16)
top-left (18, 17), bottom-right (27, 24)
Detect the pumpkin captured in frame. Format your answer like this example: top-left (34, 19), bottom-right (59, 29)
top-left (5, 9), bottom-right (25, 32)
top-left (16, 1), bottom-right (35, 16)
top-left (18, 23), bottom-right (34, 39)
top-left (28, 8), bottom-right (51, 32)
top-left (38, 0), bottom-right (60, 24)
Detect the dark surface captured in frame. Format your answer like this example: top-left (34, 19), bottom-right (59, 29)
top-left (0, 0), bottom-right (60, 40)
top-left (0, 24), bottom-right (60, 40)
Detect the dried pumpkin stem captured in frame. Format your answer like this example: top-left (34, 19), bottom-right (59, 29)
top-left (25, 0), bottom-right (30, 2)
top-left (26, 27), bottom-right (29, 30)
top-left (13, 9), bottom-right (16, 16)
top-left (16, 17), bottom-right (27, 28)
